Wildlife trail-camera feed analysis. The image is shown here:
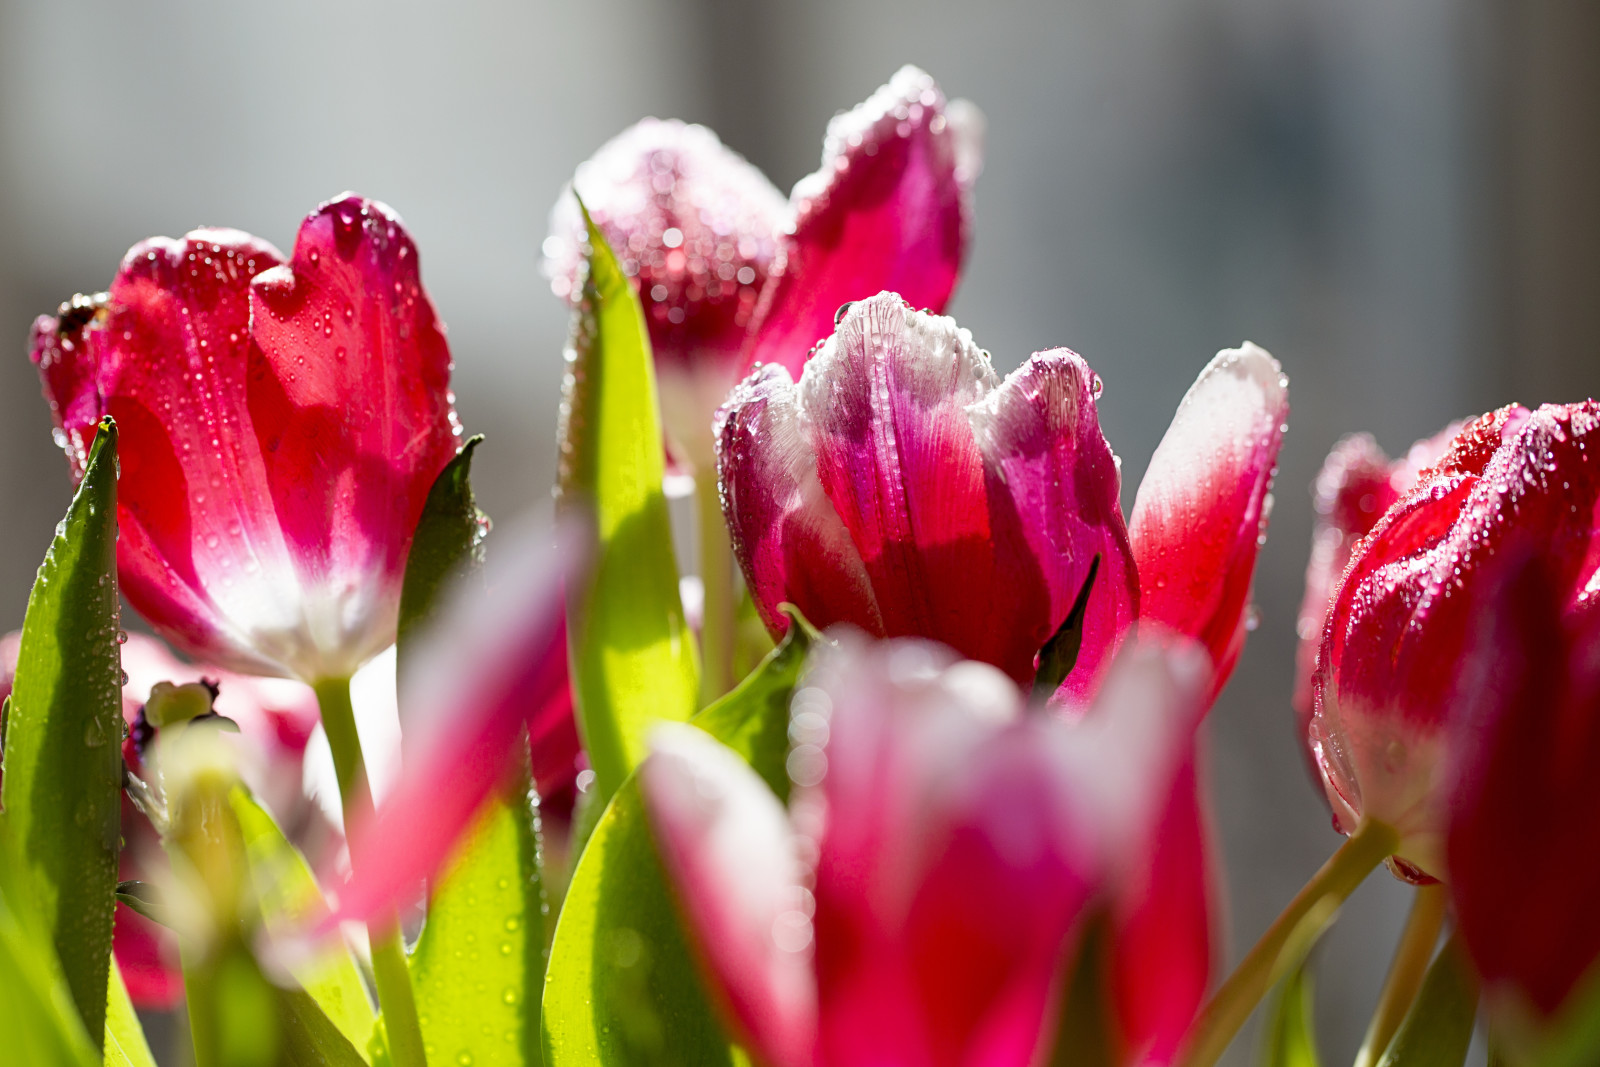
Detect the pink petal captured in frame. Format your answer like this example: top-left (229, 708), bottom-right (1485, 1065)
top-left (1311, 403), bottom-right (1600, 876)
top-left (1128, 344), bottom-right (1288, 688)
top-left (640, 724), bottom-right (817, 1067)
top-left (1292, 426), bottom-right (1459, 744)
top-left (1444, 553), bottom-right (1600, 1018)
top-left (744, 66), bottom-right (981, 379)
top-left (970, 349), bottom-right (1138, 703)
top-left (800, 295), bottom-right (1026, 679)
top-left (715, 363), bottom-right (883, 639)
top-left (29, 302), bottom-right (105, 482)
top-left (334, 517), bottom-right (577, 926)
top-left (546, 120), bottom-right (787, 463)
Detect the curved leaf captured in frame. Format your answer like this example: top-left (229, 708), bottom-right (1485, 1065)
top-left (0, 417), bottom-right (121, 1045)
top-left (1261, 958), bottom-right (1322, 1067)
top-left (1376, 936), bottom-right (1478, 1067)
top-left (557, 208), bottom-right (698, 804)
top-left (398, 434), bottom-right (487, 658)
top-left (105, 961), bottom-right (158, 1067)
top-left (541, 622), bottom-right (814, 1066)
top-left (410, 766), bottom-right (548, 1067)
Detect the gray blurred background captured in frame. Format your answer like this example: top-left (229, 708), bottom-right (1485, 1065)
top-left (1, 1), bottom-right (1595, 1063)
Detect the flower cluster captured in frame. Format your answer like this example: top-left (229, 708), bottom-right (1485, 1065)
top-left (2, 63), bottom-right (1596, 1067)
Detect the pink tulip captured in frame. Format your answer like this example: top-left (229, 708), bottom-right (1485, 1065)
top-left (545, 66), bottom-right (980, 465)
top-left (31, 194), bottom-right (462, 684)
top-left (1443, 550), bottom-right (1600, 1024)
top-left (717, 292), bottom-right (1288, 705)
top-left (1291, 425), bottom-right (1460, 732)
top-left (1309, 402), bottom-right (1600, 880)
top-left (641, 630), bottom-right (1211, 1067)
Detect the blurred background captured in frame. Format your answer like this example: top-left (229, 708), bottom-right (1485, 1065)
top-left (0, 0), bottom-right (1594, 1062)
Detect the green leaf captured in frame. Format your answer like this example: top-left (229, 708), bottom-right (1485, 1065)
top-left (541, 621), bottom-right (814, 1066)
top-left (230, 790), bottom-right (376, 1055)
top-left (557, 208), bottom-right (698, 804)
top-left (1535, 958), bottom-right (1600, 1067)
top-left (409, 764), bottom-right (547, 1067)
top-left (398, 434), bottom-right (487, 657)
top-left (1375, 935), bottom-right (1478, 1067)
top-left (104, 960), bottom-right (158, 1067)
top-left (0, 821), bottom-right (100, 1067)
top-left (1032, 555), bottom-right (1100, 702)
top-left (1261, 957), bottom-right (1322, 1067)
top-left (1043, 913), bottom-right (1122, 1067)
top-left (0, 417), bottom-right (122, 1046)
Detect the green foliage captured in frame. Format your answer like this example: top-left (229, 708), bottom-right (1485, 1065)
top-left (1261, 958), bottom-right (1322, 1067)
top-left (1044, 914), bottom-right (1122, 1067)
top-left (232, 790), bottom-right (376, 1054)
top-left (410, 768), bottom-right (548, 1067)
top-left (398, 434), bottom-right (487, 659)
top-left (0, 417), bottom-right (122, 1046)
top-left (541, 620), bottom-right (815, 1066)
top-left (557, 208), bottom-right (699, 804)
top-left (1375, 936), bottom-right (1478, 1067)
top-left (105, 961), bottom-right (158, 1067)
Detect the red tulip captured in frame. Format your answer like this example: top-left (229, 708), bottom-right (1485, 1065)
top-left (639, 630), bottom-right (1211, 1067)
top-left (717, 292), bottom-right (1288, 704)
top-left (31, 194), bottom-right (462, 684)
top-left (545, 66), bottom-right (980, 465)
top-left (1291, 425), bottom-right (1460, 734)
top-left (1443, 550), bottom-right (1600, 1025)
top-left (1308, 402), bottom-right (1600, 879)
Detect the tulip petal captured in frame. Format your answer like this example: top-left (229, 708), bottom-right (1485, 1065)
top-left (334, 517), bottom-right (576, 926)
top-left (745, 66), bottom-right (980, 378)
top-left (715, 364), bottom-right (883, 638)
top-left (640, 724), bottom-right (817, 1067)
top-left (970, 349), bottom-right (1138, 702)
top-left (1313, 402), bottom-right (1600, 873)
top-left (1445, 553), bottom-right (1600, 1018)
top-left (1129, 343), bottom-right (1288, 687)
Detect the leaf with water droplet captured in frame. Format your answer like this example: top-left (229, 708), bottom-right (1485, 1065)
top-left (0, 416), bottom-right (121, 1047)
top-left (541, 617), bottom-right (815, 1067)
top-left (557, 206), bottom-right (698, 807)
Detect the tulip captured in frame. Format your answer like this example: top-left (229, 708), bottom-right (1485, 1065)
top-left (1308, 401), bottom-right (1600, 880)
top-left (544, 65), bottom-right (981, 470)
top-left (1443, 550), bottom-right (1600, 1027)
top-left (639, 630), bottom-right (1211, 1067)
top-left (1291, 425), bottom-right (1460, 731)
top-left (717, 291), bottom-right (1287, 704)
top-left (31, 193), bottom-right (462, 685)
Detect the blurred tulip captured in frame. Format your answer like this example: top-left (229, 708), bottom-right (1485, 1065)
top-left (545, 66), bottom-right (981, 469)
top-left (31, 193), bottom-right (461, 684)
top-left (1291, 425), bottom-right (1460, 730)
top-left (640, 630), bottom-right (1210, 1067)
top-left (1309, 402), bottom-right (1600, 879)
top-left (717, 292), bottom-right (1287, 704)
top-left (1444, 551), bottom-right (1600, 1026)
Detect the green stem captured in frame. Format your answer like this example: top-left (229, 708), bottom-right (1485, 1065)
top-left (1178, 820), bottom-right (1398, 1067)
top-left (1355, 884), bottom-right (1449, 1067)
top-left (696, 471), bottom-right (737, 704)
top-left (314, 677), bottom-right (429, 1067)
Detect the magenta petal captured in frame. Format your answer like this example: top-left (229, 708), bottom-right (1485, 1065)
top-left (745, 66), bottom-right (981, 378)
top-left (547, 120), bottom-right (787, 462)
top-left (1129, 344), bottom-right (1288, 688)
top-left (640, 725), bottom-right (817, 1067)
top-left (334, 518), bottom-right (575, 927)
top-left (971, 349), bottom-right (1138, 703)
top-left (715, 363), bottom-right (883, 638)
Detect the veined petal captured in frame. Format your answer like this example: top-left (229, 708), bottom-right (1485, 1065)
top-left (547, 120), bottom-right (786, 462)
top-left (334, 517), bottom-right (576, 926)
top-left (1129, 343), bottom-right (1288, 687)
top-left (746, 66), bottom-right (980, 378)
top-left (247, 193), bottom-right (461, 681)
top-left (969, 350), bottom-right (1138, 701)
top-left (715, 363), bottom-right (882, 638)
top-left (800, 295), bottom-right (1023, 674)
top-left (640, 724), bottom-right (817, 1067)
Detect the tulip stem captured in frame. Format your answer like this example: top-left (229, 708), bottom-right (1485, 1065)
top-left (315, 677), bottom-right (429, 1067)
top-left (1354, 883), bottom-right (1449, 1067)
top-left (1177, 819), bottom-right (1398, 1067)
top-left (697, 471), bottom-right (737, 703)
